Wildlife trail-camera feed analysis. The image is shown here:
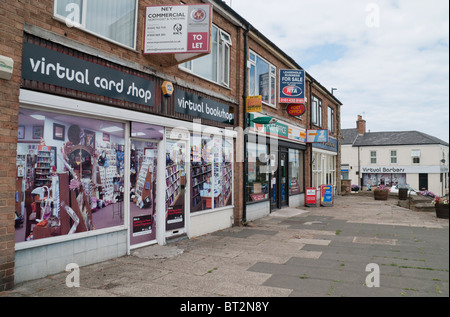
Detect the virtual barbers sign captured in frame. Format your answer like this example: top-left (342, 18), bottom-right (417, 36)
top-left (361, 166), bottom-right (446, 174)
top-left (22, 42), bottom-right (155, 107)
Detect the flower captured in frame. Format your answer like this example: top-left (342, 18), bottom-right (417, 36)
top-left (374, 185), bottom-right (390, 192)
top-left (419, 190), bottom-right (435, 198)
top-left (432, 197), bottom-right (449, 205)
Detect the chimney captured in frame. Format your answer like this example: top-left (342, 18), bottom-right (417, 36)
top-left (357, 115), bottom-right (366, 135)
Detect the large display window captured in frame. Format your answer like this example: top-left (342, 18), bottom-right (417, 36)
top-left (246, 142), bottom-right (270, 203)
top-left (15, 108), bottom-right (125, 243)
top-left (289, 149), bottom-right (304, 195)
top-left (190, 133), bottom-right (233, 212)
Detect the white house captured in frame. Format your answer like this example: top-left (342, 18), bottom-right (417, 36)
top-left (342, 116), bottom-right (449, 196)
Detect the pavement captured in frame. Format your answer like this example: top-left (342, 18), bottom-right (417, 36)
top-left (1, 194), bottom-right (449, 298)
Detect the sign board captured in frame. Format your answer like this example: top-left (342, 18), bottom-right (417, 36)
top-left (286, 104), bottom-right (306, 117)
top-left (246, 96), bottom-right (262, 113)
top-left (144, 4), bottom-right (212, 55)
top-left (249, 114), bottom-right (307, 144)
top-left (305, 187), bottom-right (317, 207)
top-left (279, 69), bottom-right (305, 104)
top-left (22, 42), bottom-right (155, 107)
top-left (307, 130), bottom-right (329, 143)
top-left (174, 90), bottom-right (234, 124)
top-left (320, 185), bottom-right (334, 207)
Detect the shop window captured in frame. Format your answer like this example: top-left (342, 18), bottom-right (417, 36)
top-left (246, 142), bottom-right (270, 203)
top-left (16, 108), bottom-right (125, 244)
top-left (312, 96), bottom-right (322, 127)
top-left (54, 0), bottom-right (138, 49)
top-left (248, 51), bottom-right (277, 107)
top-left (181, 25), bottom-right (232, 87)
top-left (191, 133), bottom-right (233, 212)
top-left (288, 149), bottom-right (304, 195)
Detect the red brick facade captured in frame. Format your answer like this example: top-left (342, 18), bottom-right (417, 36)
top-left (0, 0), bottom-right (341, 291)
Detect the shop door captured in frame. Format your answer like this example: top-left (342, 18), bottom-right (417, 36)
top-left (270, 151), bottom-right (279, 210)
top-left (280, 152), bottom-right (288, 207)
top-left (129, 139), bottom-right (159, 247)
top-left (419, 174), bottom-right (429, 191)
top-left (165, 138), bottom-right (188, 238)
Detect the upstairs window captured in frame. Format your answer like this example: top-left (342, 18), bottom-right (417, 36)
top-left (390, 150), bottom-right (397, 164)
top-left (328, 106), bottom-right (335, 133)
top-left (181, 25), bottom-right (232, 88)
top-left (248, 51), bottom-right (277, 107)
top-left (312, 96), bottom-right (322, 127)
top-left (412, 150), bottom-right (421, 164)
top-left (370, 151), bottom-right (377, 164)
top-left (54, 0), bottom-right (138, 49)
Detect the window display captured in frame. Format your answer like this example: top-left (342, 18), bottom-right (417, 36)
top-left (246, 142), bottom-right (270, 203)
top-left (15, 108), bottom-right (125, 243)
top-left (289, 149), bottom-right (304, 195)
top-left (191, 134), bottom-right (233, 212)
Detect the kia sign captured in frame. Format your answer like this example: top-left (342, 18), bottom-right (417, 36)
top-left (144, 4), bottom-right (212, 55)
top-left (279, 69), bottom-right (305, 104)
top-left (286, 104), bottom-right (306, 117)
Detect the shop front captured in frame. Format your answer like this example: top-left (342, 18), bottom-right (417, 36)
top-left (14, 35), bottom-right (236, 283)
top-left (246, 114), bottom-right (306, 220)
top-left (312, 137), bottom-right (339, 191)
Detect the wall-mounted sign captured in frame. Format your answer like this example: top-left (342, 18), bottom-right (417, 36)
top-left (279, 69), bottom-right (305, 104)
top-left (144, 4), bottom-right (212, 55)
top-left (246, 95), bottom-right (262, 113)
top-left (22, 42), bottom-right (155, 107)
top-left (174, 90), bottom-right (234, 124)
top-left (307, 130), bottom-right (329, 143)
top-left (249, 114), bottom-right (307, 144)
top-left (286, 104), bottom-right (306, 117)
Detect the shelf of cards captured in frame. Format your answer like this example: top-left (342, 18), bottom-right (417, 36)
top-left (35, 150), bottom-right (52, 186)
top-left (166, 164), bottom-right (181, 207)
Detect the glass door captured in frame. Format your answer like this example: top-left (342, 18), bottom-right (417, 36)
top-left (129, 139), bottom-right (158, 247)
top-left (280, 151), bottom-right (288, 207)
top-left (165, 139), bottom-right (188, 237)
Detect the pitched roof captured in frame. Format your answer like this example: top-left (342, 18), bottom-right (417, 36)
top-left (348, 130), bottom-right (449, 147)
top-left (341, 129), bottom-right (359, 145)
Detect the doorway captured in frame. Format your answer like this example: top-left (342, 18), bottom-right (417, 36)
top-left (419, 173), bottom-right (429, 191)
top-left (270, 148), bottom-right (289, 210)
top-left (165, 138), bottom-right (188, 238)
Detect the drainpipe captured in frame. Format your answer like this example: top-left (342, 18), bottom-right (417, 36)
top-left (309, 79), bottom-right (314, 187)
top-left (242, 24), bottom-right (250, 224)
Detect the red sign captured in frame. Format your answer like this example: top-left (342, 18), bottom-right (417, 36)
top-left (305, 187), bottom-right (317, 207)
top-left (286, 104), bottom-right (306, 117)
top-left (250, 193), bottom-right (266, 202)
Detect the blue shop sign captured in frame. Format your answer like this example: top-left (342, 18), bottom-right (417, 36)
top-left (313, 137), bottom-right (338, 153)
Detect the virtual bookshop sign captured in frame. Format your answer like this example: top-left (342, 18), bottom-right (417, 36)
top-left (174, 90), bottom-right (234, 124)
top-left (22, 42), bottom-right (155, 107)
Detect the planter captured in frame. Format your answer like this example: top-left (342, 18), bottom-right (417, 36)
top-left (374, 190), bottom-right (389, 201)
top-left (435, 204), bottom-right (449, 219)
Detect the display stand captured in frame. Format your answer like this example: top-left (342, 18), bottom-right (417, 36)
top-left (166, 163), bottom-right (181, 208)
top-left (135, 160), bottom-right (153, 208)
top-left (191, 163), bottom-right (212, 211)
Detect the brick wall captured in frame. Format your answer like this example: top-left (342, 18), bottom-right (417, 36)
top-left (0, 0), bottom-right (24, 291)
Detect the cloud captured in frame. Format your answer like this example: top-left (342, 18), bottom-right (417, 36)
top-left (230, 0), bottom-right (449, 142)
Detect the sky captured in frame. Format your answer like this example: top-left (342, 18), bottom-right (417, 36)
top-left (225, 0), bottom-right (449, 143)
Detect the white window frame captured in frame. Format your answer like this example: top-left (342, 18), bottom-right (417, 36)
top-left (328, 106), bottom-right (334, 133)
top-left (248, 50), bottom-right (277, 108)
top-left (180, 25), bottom-right (232, 88)
top-left (312, 95), bottom-right (322, 127)
top-left (370, 151), bottom-right (377, 164)
top-left (412, 150), bottom-right (421, 164)
top-left (53, 0), bottom-right (139, 50)
top-left (390, 150), bottom-right (397, 164)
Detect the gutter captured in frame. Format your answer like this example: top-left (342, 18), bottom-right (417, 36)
top-left (242, 23), bottom-right (250, 224)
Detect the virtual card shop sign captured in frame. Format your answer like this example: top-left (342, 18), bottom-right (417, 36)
top-left (144, 4), bottom-right (212, 54)
top-left (22, 42), bottom-right (155, 107)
